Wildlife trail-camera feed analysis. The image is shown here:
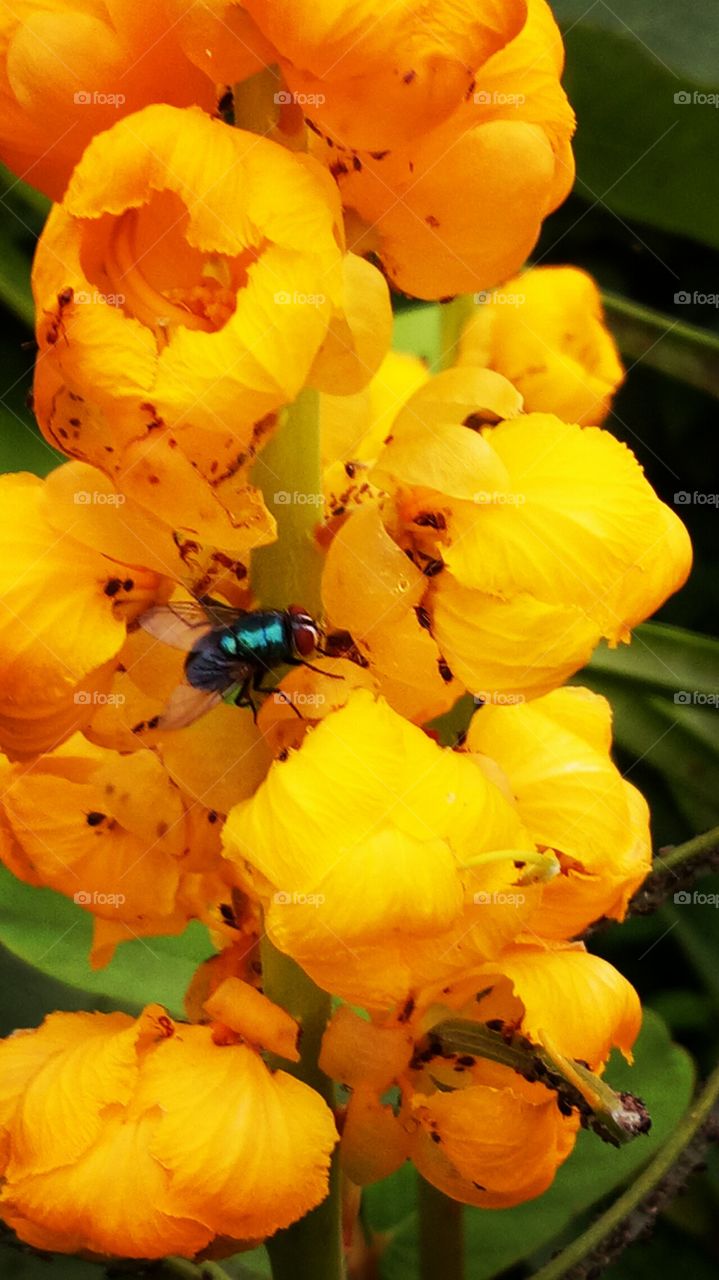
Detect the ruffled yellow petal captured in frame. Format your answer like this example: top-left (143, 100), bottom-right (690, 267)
top-left (319, 1007), bottom-right (413, 1091)
top-left (308, 253), bottom-right (393, 396)
top-left (479, 944), bottom-right (642, 1066)
top-left (243, 0), bottom-right (527, 151)
top-left (0, 739), bottom-right (227, 949)
top-left (33, 105), bottom-right (380, 511)
top-left (136, 1025), bottom-right (337, 1242)
top-left (204, 977), bottom-right (301, 1062)
top-left (340, 1085), bottom-right (411, 1185)
top-left (409, 1074), bottom-right (576, 1207)
top-left (458, 266), bottom-right (623, 425)
top-left (169, 0), bottom-right (276, 84)
top-left (430, 576), bottom-right (599, 699)
top-left (0, 1007), bottom-right (337, 1255)
top-left (2, 1112), bottom-right (210, 1258)
top-left (0, 2), bottom-right (212, 198)
top-left (444, 415), bottom-right (692, 639)
top-left (0, 472), bottom-right (163, 753)
top-left (223, 691), bottom-right (532, 1005)
top-left (322, 503), bottom-right (460, 721)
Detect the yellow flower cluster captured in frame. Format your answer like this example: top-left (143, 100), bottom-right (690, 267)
top-left (0, 0), bottom-right (692, 1264)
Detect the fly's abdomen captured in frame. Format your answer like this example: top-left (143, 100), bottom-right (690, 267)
top-left (185, 632), bottom-right (248, 692)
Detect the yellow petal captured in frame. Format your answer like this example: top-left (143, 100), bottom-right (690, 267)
top-left (444, 415), bottom-right (692, 638)
top-left (431, 576), bottom-right (599, 699)
top-left (243, 0), bottom-right (526, 151)
top-left (138, 1027), bottom-right (337, 1240)
top-left (204, 977), bottom-right (300, 1062)
top-left (480, 944), bottom-right (642, 1066)
top-left (410, 1075), bottom-right (576, 1207)
top-left (459, 266), bottom-right (623, 425)
top-left (308, 253), bottom-right (393, 396)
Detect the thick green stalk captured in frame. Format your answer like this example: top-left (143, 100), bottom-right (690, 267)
top-left (419, 1179), bottom-right (464, 1280)
top-left (262, 940), bottom-right (343, 1280)
top-left (438, 295), bottom-right (475, 370)
top-left (251, 390), bottom-right (342, 1280)
top-left (251, 388), bottom-right (323, 615)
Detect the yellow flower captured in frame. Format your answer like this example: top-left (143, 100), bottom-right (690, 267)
top-left (0, 733), bottom-right (230, 965)
top-left (321, 348), bottom-right (429, 524)
top-left (330, 0), bottom-right (575, 297)
top-left (358, 367), bottom-right (691, 700)
top-left (172, 0), bottom-right (527, 152)
top-left (0, 471), bottom-right (160, 757)
top-left (407, 1060), bottom-right (578, 1208)
top-left (223, 689), bottom-right (554, 1009)
top-left (318, 935), bottom-right (640, 1207)
top-left (467, 687), bottom-right (652, 935)
top-left (32, 104), bottom-right (390, 522)
top-left (0, 1004), bottom-right (337, 1256)
top-left (0, 2), bottom-right (214, 198)
top-left (458, 266), bottom-right (624, 425)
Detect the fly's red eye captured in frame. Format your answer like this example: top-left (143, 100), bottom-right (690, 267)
top-left (293, 622), bottom-right (318, 657)
top-left (287, 605), bottom-right (319, 657)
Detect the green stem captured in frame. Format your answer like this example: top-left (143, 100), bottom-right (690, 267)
top-left (262, 940), bottom-right (343, 1280)
top-left (251, 388), bottom-right (323, 615)
top-left (232, 65), bottom-right (282, 136)
top-left (601, 289), bottom-right (719, 400)
top-left (528, 1061), bottom-right (719, 1280)
top-left (419, 1179), bottom-right (464, 1280)
top-left (250, 384), bottom-right (342, 1279)
top-left (426, 1021), bottom-right (649, 1147)
top-left (438, 295), bottom-right (474, 371)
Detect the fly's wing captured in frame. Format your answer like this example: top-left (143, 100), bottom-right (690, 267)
top-left (152, 684), bottom-right (223, 730)
top-left (138, 603), bottom-right (214, 652)
top-left (138, 600), bottom-right (245, 651)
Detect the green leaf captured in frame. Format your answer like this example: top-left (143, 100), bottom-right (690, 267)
top-left (552, 0), bottom-right (719, 249)
top-left (392, 304), bottom-right (441, 369)
top-left (0, 164), bottom-right (48, 328)
top-left (0, 944), bottom-right (128, 1032)
top-left (0, 865), bottom-right (212, 1018)
top-left (367, 1010), bottom-right (695, 1279)
top-left (586, 622), bottom-right (719, 698)
top-left (578, 623), bottom-right (719, 833)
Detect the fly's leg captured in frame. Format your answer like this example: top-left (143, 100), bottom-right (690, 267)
top-left (251, 669), bottom-right (303, 720)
